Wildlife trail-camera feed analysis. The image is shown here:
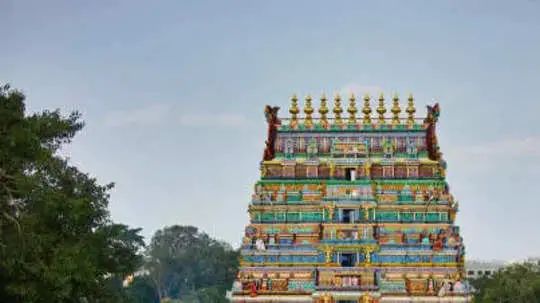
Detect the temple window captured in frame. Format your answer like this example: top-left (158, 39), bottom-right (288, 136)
top-left (346, 168), bottom-right (357, 181)
top-left (341, 209), bottom-right (355, 223)
top-left (340, 253), bottom-right (355, 267)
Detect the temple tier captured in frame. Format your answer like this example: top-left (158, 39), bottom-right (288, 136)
top-left (231, 94), bottom-right (472, 303)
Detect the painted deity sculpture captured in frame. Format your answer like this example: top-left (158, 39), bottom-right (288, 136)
top-left (231, 95), bottom-right (471, 303)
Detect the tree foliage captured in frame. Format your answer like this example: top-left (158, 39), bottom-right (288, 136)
top-left (472, 261), bottom-right (540, 303)
top-left (0, 84), bottom-right (145, 302)
top-left (124, 276), bottom-right (160, 303)
top-left (145, 225), bottom-right (239, 302)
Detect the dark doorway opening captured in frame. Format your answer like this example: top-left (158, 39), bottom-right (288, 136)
top-left (342, 209), bottom-right (354, 223)
top-left (340, 253), bottom-right (355, 267)
top-left (345, 168), bottom-right (356, 181)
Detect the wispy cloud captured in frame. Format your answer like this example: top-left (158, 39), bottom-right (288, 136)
top-left (104, 104), bottom-right (171, 127)
top-left (178, 113), bottom-right (249, 127)
top-left (445, 136), bottom-right (540, 174)
top-left (104, 104), bottom-right (249, 128)
top-left (339, 83), bottom-right (384, 96)
top-left (448, 136), bottom-right (540, 158)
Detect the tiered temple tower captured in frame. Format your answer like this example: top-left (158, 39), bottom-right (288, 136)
top-left (230, 93), bottom-right (472, 303)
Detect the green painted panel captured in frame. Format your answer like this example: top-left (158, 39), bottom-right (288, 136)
top-left (401, 212), bottom-right (414, 222)
top-left (260, 212), bottom-right (274, 222)
top-left (275, 212), bottom-right (286, 222)
top-left (440, 212), bottom-right (448, 222)
top-left (376, 211), bottom-right (398, 222)
top-left (302, 212), bottom-right (323, 221)
top-left (426, 212), bottom-right (440, 222)
top-left (287, 212), bottom-right (300, 221)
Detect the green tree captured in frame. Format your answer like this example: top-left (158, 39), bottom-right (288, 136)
top-left (0, 84), bottom-right (145, 302)
top-left (125, 276), bottom-right (160, 303)
top-left (145, 225), bottom-right (239, 302)
top-left (471, 261), bottom-right (540, 303)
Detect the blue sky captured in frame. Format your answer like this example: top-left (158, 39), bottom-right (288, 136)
top-left (2, 0), bottom-right (539, 260)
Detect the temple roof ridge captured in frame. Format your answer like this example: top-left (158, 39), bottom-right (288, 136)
top-left (278, 92), bottom-right (441, 129)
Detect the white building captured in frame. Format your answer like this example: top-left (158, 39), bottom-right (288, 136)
top-left (465, 260), bottom-right (506, 279)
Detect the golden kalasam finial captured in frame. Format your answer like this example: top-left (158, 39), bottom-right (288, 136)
top-left (391, 93), bottom-right (401, 126)
top-left (347, 93), bottom-right (357, 125)
top-left (362, 93), bottom-right (372, 125)
top-left (406, 93), bottom-right (416, 127)
top-left (376, 92), bottom-right (386, 125)
top-left (319, 93), bottom-right (329, 128)
top-left (289, 94), bottom-right (299, 128)
top-left (333, 94), bottom-right (343, 127)
top-left (304, 95), bottom-right (314, 128)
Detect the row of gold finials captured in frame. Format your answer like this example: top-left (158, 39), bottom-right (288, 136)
top-left (288, 93), bottom-right (417, 128)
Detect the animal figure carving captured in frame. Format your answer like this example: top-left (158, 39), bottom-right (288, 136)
top-left (263, 105), bottom-right (281, 161)
top-left (424, 103), bottom-right (442, 161)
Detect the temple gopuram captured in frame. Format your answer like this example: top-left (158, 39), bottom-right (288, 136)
top-left (230, 93), bottom-right (472, 303)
